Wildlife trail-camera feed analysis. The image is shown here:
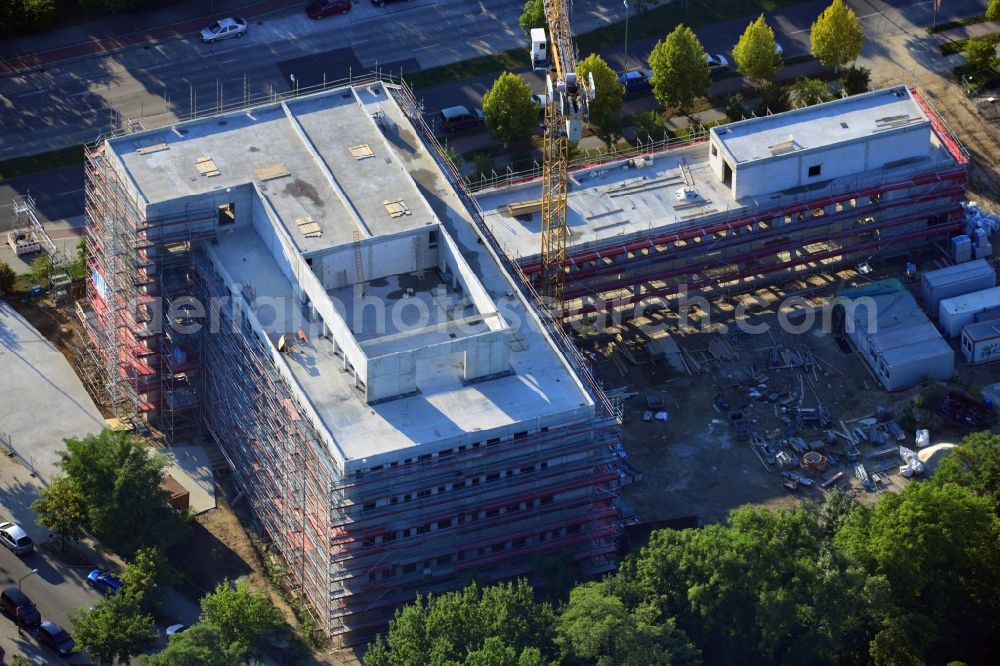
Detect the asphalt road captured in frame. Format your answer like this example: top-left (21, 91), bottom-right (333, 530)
top-left (0, 164), bottom-right (85, 232)
top-left (0, 458), bottom-right (102, 664)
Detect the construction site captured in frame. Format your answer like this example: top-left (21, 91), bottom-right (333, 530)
top-left (76, 77), bottom-right (622, 642)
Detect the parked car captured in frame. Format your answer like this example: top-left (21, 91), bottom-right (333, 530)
top-left (371, 0), bottom-right (410, 6)
top-left (200, 17), bottom-right (248, 43)
top-left (438, 105), bottom-right (485, 132)
top-left (166, 623), bottom-right (188, 637)
top-left (87, 569), bottom-right (123, 597)
top-left (775, 42), bottom-right (784, 56)
top-left (0, 522), bottom-right (33, 555)
top-left (36, 622), bottom-right (75, 657)
top-left (706, 53), bottom-right (729, 74)
top-left (0, 587), bottom-right (41, 628)
top-left (618, 68), bottom-right (653, 93)
top-left (306, 0), bottom-right (352, 18)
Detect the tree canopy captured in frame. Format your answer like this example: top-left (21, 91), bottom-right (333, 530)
top-left (365, 580), bottom-right (557, 666)
top-left (482, 72), bottom-right (538, 147)
top-left (57, 429), bottom-right (186, 557)
top-left (363, 431), bottom-right (1000, 666)
top-left (519, 0), bottom-right (545, 36)
top-left (810, 0), bottom-right (864, 68)
top-left (72, 591), bottom-right (156, 665)
top-left (987, 0), bottom-right (1000, 21)
top-left (733, 14), bottom-right (782, 85)
top-left (32, 474), bottom-right (87, 551)
top-left (141, 623), bottom-right (250, 666)
top-left (648, 24), bottom-right (710, 115)
top-left (790, 77), bottom-right (833, 107)
top-left (932, 432), bottom-right (1000, 513)
top-left (199, 579), bottom-right (282, 650)
top-left (577, 54), bottom-right (624, 146)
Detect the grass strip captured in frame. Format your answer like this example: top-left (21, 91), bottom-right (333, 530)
top-left (926, 15), bottom-right (987, 34)
top-left (940, 31), bottom-right (1000, 56)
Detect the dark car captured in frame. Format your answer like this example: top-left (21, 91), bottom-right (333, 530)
top-left (87, 569), bottom-right (123, 596)
top-left (438, 105), bottom-right (485, 132)
top-left (371, 0), bottom-right (410, 5)
top-left (618, 68), bottom-right (653, 93)
top-left (306, 0), bottom-right (351, 18)
top-left (36, 621), bottom-right (76, 657)
top-left (0, 587), bottom-right (41, 628)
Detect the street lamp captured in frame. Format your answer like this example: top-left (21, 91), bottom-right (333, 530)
top-left (18, 569), bottom-right (38, 594)
top-left (623, 0), bottom-right (630, 71)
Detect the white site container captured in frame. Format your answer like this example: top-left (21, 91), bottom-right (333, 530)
top-left (939, 286), bottom-right (1000, 338)
top-left (960, 319), bottom-right (1000, 365)
top-left (530, 28), bottom-right (547, 71)
top-left (920, 258), bottom-right (996, 316)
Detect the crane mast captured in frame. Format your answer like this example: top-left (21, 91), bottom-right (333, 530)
top-left (540, 0), bottom-right (592, 312)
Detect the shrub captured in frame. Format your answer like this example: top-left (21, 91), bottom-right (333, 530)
top-left (724, 93), bottom-right (749, 120)
top-left (756, 83), bottom-right (791, 115)
top-left (840, 64), bottom-right (871, 95)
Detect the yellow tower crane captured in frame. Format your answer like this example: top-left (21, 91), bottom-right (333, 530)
top-left (538, 0), bottom-right (593, 312)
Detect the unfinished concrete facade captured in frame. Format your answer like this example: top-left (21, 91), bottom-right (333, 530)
top-left (476, 86), bottom-right (969, 315)
top-left (79, 79), bottom-right (621, 641)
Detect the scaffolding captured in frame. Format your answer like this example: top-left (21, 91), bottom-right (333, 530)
top-left (78, 140), bottom-right (217, 429)
top-left (190, 245), bottom-right (622, 642)
top-left (78, 76), bottom-right (626, 645)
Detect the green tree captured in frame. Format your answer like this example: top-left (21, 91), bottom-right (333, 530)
top-left (365, 580), bottom-right (557, 666)
top-left (932, 431), bottom-right (1000, 513)
top-left (519, 0), bottom-right (545, 36)
top-left (141, 623), bottom-right (250, 666)
top-left (31, 475), bottom-right (87, 551)
top-left (723, 93), bottom-right (748, 121)
top-left (200, 579), bottom-right (282, 649)
top-left (733, 14), bottom-right (782, 85)
top-left (482, 72), bottom-right (537, 147)
top-left (57, 429), bottom-right (185, 557)
top-left (810, 0), bottom-right (864, 69)
top-left (577, 54), bottom-right (625, 146)
top-left (556, 581), bottom-right (700, 666)
top-left (790, 77), bottom-right (833, 107)
top-left (0, 262), bottom-right (15, 295)
top-left (122, 547), bottom-right (172, 613)
top-left (0, 0), bottom-right (55, 37)
top-left (836, 483), bottom-right (1000, 664)
top-left (30, 253), bottom-right (50, 287)
top-left (756, 82), bottom-right (791, 114)
top-left (840, 64), bottom-right (871, 95)
top-left (965, 37), bottom-right (997, 72)
top-left (72, 592), bottom-right (156, 665)
top-left (648, 24), bottom-right (710, 115)
top-left (988, 0), bottom-right (1000, 21)
top-left (628, 505), bottom-right (876, 665)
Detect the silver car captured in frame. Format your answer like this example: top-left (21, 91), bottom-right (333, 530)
top-left (0, 522), bottom-right (33, 555)
top-left (200, 17), bottom-right (248, 43)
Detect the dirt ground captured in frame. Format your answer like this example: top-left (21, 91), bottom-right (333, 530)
top-left (922, 76), bottom-right (1000, 214)
top-left (584, 256), bottom-right (1000, 527)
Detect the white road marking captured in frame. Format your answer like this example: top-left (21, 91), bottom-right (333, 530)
top-left (55, 189), bottom-right (84, 197)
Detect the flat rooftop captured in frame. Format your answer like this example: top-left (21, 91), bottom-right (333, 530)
top-left (475, 105), bottom-right (955, 262)
top-left (110, 83), bottom-right (436, 253)
top-left (189, 83), bottom-right (595, 465)
top-left (715, 86), bottom-right (930, 165)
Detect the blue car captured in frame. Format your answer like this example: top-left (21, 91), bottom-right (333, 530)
top-left (87, 569), bottom-right (123, 596)
top-left (618, 69), bottom-right (653, 93)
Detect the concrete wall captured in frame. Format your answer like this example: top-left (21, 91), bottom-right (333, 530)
top-left (311, 228), bottom-right (440, 290)
top-left (729, 123), bottom-right (931, 199)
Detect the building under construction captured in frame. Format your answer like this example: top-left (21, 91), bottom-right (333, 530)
top-left (78, 78), bottom-right (622, 641)
top-left (476, 86), bottom-right (969, 316)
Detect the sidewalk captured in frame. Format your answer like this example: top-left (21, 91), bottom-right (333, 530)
top-left (932, 19), bottom-right (1000, 43)
top-left (0, 0), bottom-right (298, 75)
